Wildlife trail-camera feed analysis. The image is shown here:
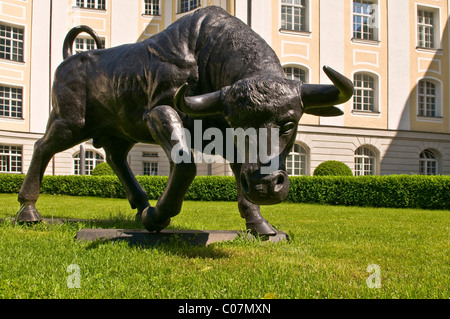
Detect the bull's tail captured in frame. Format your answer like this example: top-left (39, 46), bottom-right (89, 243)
top-left (62, 25), bottom-right (103, 60)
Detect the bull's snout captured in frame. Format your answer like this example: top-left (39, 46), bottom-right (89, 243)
top-left (240, 168), bottom-right (290, 205)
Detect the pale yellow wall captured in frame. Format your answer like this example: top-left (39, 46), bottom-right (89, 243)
top-left (343, 0), bottom-right (389, 130)
top-left (67, 0), bottom-right (112, 47)
top-left (270, 0), bottom-right (320, 126)
top-left (409, 0), bottom-right (449, 133)
top-left (138, 0), bottom-right (165, 41)
top-left (0, 0), bottom-right (33, 133)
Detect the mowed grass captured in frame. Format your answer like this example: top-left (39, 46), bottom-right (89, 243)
top-left (0, 193), bottom-right (448, 299)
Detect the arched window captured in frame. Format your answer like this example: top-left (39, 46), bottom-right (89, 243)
top-left (73, 150), bottom-right (104, 175)
top-left (354, 146), bottom-right (376, 176)
top-left (418, 80), bottom-right (440, 118)
top-left (420, 149), bottom-right (439, 175)
top-left (286, 144), bottom-right (308, 176)
top-left (353, 73), bottom-right (377, 112)
top-left (283, 66), bottom-right (307, 83)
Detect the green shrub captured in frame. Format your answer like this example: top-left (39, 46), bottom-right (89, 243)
top-left (0, 174), bottom-right (25, 193)
top-left (2, 173), bottom-right (450, 210)
top-left (92, 162), bottom-right (115, 176)
top-left (313, 161), bottom-right (353, 176)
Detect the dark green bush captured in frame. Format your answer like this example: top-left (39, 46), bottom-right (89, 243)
top-left (91, 162), bottom-right (115, 176)
top-left (287, 175), bottom-right (450, 210)
top-left (313, 161), bottom-right (353, 176)
top-left (2, 173), bottom-right (450, 210)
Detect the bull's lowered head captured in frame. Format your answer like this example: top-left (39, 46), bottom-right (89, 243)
top-left (173, 66), bottom-right (353, 206)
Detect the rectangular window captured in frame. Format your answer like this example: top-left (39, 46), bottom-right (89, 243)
top-left (142, 152), bottom-right (159, 158)
top-left (0, 85), bottom-right (23, 119)
top-left (179, 0), bottom-right (200, 14)
top-left (143, 162), bottom-right (158, 176)
top-left (76, 0), bottom-right (106, 10)
top-left (353, 0), bottom-right (377, 41)
top-left (0, 24), bottom-right (24, 62)
top-left (418, 80), bottom-right (437, 117)
top-left (144, 0), bottom-right (160, 15)
top-left (353, 74), bottom-right (376, 112)
top-left (74, 37), bottom-right (104, 54)
top-left (417, 9), bottom-right (435, 48)
top-left (0, 145), bottom-right (22, 173)
top-left (281, 0), bottom-right (307, 32)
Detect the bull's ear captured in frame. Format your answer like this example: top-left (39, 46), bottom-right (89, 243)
top-left (174, 83), bottom-right (225, 117)
top-left (303, 106), bottom-right (344, 117)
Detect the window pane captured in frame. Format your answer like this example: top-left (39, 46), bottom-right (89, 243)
top-left (281, 0), bottom-right (307, 31)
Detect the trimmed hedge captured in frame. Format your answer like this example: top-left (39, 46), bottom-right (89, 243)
top-left (91, 162), bottom-right (116, 176)
top-left (313, 161), bottom-right (353, 176)
top-left (2, 174), bottom-right (450, 210)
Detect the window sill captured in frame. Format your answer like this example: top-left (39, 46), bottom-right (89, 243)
top-left (352, 110), bottom-right (380, 117)
top-left (416, 46), bottom-right (443, 55)
top-left (72, 7), bottom-right (107, 13)
top-left (416, 115), bottom-right (443, 123)
top-left (279, 29), bottom-right (311, 37)
top-left (0, 58), bottom-right (25, 65)
top-left (141, 14), bottom-right (162, 19)
top-left (351, 38), bottom-right (380, 46)
top-left (0, 116), bottom-right (24, 122)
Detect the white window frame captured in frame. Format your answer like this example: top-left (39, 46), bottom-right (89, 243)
top-left (416, 77), bottom-right (442, 119)
top-left (416, 5), bottom-right (441, 50)
top-left (143, 162), bottom-right (159, 176)
top-left (75, 0), bottom-right (106, 10)
top-left (354, 146), bottom-right (377, 176)
top-left (419, 149), bottom-right (439, 175)
top-left (178, 0), bottom-right (201, 14)
top-left (352, 0), bottom-right (379, 41)
top-left (286, 144), bottom-right (308, 176)
top-left (0, 145), bottom-right (22, 173)
top-left (283, 66), bottom-right (308, 83)
top-left (73, 150), bottom-right (105, 175)
top-left (353, 72), bottom-right (379, 113)
top-left (143, 0), bottom-right (161, 16)
top-left (0, 23), bottom-right (25, 63)
top-left (0, 84), bottom-right (23, 119)
top-left (280, 0), bottom-right (309, 33)
top-left (74, 36), bottom-right (105, 54)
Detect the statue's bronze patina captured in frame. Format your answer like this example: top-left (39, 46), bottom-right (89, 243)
top-left (16, 6), bottom-right (353, 236)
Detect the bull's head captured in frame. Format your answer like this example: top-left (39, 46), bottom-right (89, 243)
top-left (174, 66), bottom-right (353, 205)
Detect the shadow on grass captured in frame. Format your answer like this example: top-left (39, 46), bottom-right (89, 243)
top-left (0, 216), bottom-right (260, 260)
top-left (84, 237), bottom-right (233, 259)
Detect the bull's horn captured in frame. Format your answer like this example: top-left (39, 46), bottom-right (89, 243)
top-left (174, 83), bottom-right (224, 116)
top-left (63, 25), bottom-right (103, 60)
top-left (301, 66), bottom-right (354, 112)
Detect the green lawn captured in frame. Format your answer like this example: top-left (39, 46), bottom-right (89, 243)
top-left (0, 193), bottom-right (448, 299)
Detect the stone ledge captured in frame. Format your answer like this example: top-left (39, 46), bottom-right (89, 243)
top-left (75, 229), bottom-right (289, 246)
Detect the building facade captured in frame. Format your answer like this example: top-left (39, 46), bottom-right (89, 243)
top-left (1, 0), bottom-right (450, 177)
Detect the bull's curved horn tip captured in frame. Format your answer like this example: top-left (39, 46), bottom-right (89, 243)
top-left (174, 82), bottom-right (188, 109)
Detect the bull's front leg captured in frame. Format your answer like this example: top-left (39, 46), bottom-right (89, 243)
top-left (101, 138), bottom-right (150, 218)
top-left (231, 163), bottom-right (277, 236)
top-left (141, 105), bottom-right (197, 232)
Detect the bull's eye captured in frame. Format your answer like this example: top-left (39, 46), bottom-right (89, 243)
top-left (281, 122), bottom-right (296, 135)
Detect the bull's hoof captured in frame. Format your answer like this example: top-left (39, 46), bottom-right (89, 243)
top-left (141, 206), bottom-right (170, 233)
top-left (246, 219), bottom-right (277, 237)
top-left (134, 207), bottom-right (147, 223)
top-left (16, 204), bottom-right (42, 224)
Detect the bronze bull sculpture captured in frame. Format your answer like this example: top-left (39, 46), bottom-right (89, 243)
top-left (16, 6), bottom-right (353, 236)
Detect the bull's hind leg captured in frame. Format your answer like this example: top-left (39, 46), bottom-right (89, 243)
top-left (101, 138), bottom-right (150, 219)
top-left (231, 163), bottom-right (277, 236)
top-left (141, 105), bottom-right (197, 232)
top-left (17, 116), bottom-right (85, 222)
